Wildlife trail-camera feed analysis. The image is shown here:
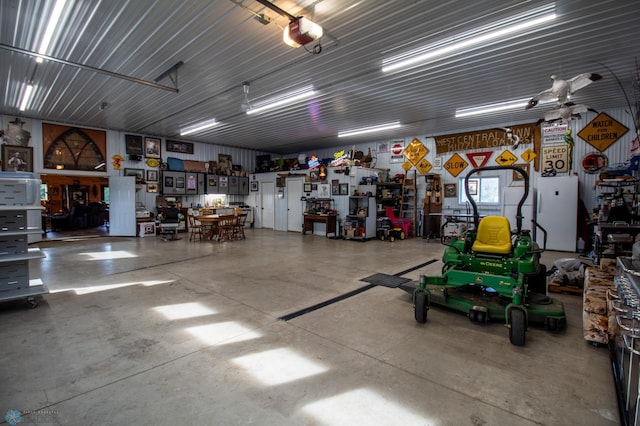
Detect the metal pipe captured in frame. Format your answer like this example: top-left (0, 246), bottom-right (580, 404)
top-left (252, 0), bottom-right (297, 21)
top-left (0, 43), bottom-right (179, 93)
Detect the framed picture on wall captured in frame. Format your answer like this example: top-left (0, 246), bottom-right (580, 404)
top-left (125, 134), bottom-right (143, 156)
top-left (318, 183), bottom-right (331, 198)
top-left (444, 183), bottom-right (457, 198)
top-left (304, 183), bottom-right (312, 193)
top-left (2, 145), bottom-right (33, 172)
top-left (144, 137), bottom-right (161, 158)
top-left (147, 182), bottom-right (159, 193)
top-left (166, 139), bottom-right (194, 154)
top-left (512, 163), bottom-right (530, 181)
top-left (146, 170), bottom-right (158, 182)
top-left (467, 180), bottom-right (478, 196)
top-left (339, 183), bottom-right (349, 195)
top-left (250, 181), bottom-right (259, 192)
top-left (123, 168), bottom-right (144, 184)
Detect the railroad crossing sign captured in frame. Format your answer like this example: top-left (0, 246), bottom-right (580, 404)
top-left (495, 149), bottom-right (517, 166)
top-left (521, 149), bottom-right (537, 163)
top-left (444, 153), bottom-right (468, 177)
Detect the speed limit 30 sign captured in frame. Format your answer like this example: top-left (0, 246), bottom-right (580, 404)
top-left (541, 145), bottom-right (569, 174)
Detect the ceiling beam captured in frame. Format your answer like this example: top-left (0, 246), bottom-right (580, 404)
top-left (0, 42), bottom-right (179, 93)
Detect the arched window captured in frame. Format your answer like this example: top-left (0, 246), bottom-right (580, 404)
top-left (44, 128), bottom-right (106, 171)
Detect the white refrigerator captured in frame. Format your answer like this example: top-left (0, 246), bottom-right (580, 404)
top-left (534, 175), bottom-right (579, 252)
top-left (501, 185), bottom-right (534, 234)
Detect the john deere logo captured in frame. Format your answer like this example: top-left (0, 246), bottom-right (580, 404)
top-left (480, 261), bottom-right (502, 268)
top-left (474, 276), bottom-right (483, 283)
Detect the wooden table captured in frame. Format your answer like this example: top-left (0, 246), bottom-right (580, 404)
top-left (303, 214), bottom-right (337, 237)
top-left (198, 215), bottom-right (236, 240)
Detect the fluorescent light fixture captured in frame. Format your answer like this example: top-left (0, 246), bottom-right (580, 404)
top-left (455, 98), bottom-right (530, 117)
top-left (180, 118), bottom-right (218, 136)
top-left (338, 122), bottom-right (401, 138)
top-left (19, 84), bottom-right (34, 111)
top-left (36, 0), bottom-right (67, 63)
top-left (382, 4), bottom-right (556, 73)
top-left (283, 17), bottom-right (323, 48)
top-left (246, 85), bottom-right (315, 115)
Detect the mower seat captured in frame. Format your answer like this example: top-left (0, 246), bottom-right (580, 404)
top-left (472, 216), bottom-right (512, 255)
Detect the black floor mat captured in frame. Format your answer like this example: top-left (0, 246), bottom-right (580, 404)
top-left (360, 273), bottom-right (411, 288)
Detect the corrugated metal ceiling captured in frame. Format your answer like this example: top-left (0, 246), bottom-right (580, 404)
top-left (1, 0), bottom-right (639, 154)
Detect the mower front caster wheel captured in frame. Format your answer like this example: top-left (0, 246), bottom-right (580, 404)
top-left (509, 309), bottom-right (526, 346)
top-left (414, 291), bottom-right (428, 323)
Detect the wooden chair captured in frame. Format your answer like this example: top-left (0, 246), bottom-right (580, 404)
top-left (187, 214), bottom-right (203, 241)
top-left (233, 213), bottom-right (247, 239)
top-left (217, 215), bottom-right (236, 242)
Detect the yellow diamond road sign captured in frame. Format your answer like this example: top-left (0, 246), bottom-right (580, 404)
top-left (402, 161), bottom-right (413, 171)
top-left (495, 149), bottom-right (517, 166)
top-left (415, 158), bottom-right (432, 175)
top-left (521, 149), bottom-right (537, 163)
top-left (444, 153), bottom-right (468, 177)
top-left (403, 138), bottom-right (428, 166)
top-left (578, 112), bottom-right (629, 152)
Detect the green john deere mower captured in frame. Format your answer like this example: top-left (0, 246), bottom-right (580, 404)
top-left (413, 165), bottom-right (566, 346)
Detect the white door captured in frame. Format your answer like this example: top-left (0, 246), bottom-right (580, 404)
top-left (287, 178), bottom-right (304, 232)
top-left (109, 176), bottom-right (136, 236)
top-left (261, 181), bottom-right (275, 229)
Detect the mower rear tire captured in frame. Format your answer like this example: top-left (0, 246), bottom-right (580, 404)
top-left (414, 291), bottom-right (428, 323)
top-left (509, 309), bottom-right (526, 346)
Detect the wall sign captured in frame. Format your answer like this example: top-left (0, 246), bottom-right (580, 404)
top-left (521, 149), bottom-right (537, 163)
top-left (433, 123), bottom-right (537, 155)
top-left (541, 145), bottom-right (569, 174)
top-left (415, 158), bottom-right (432, 175)
top-left (403, 137), bottom-right (428, 166)
top-left (444, 153), bottom-right (468, 177)
top-left (495, 149), bottom-right (517, 166)
top-left (390, 139), bottom-right (405, 163)
top-left (465, 151), bottom-right (492, 169)
top-left (541, 124), bottom-right (568, 145)
top-left (581, 152), bottom-right (608, 174)
top-left (577, 112), bottom-right (629, 152)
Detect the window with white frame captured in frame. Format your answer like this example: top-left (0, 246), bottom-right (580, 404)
top-left (458, 176), bottom-right (500, 205)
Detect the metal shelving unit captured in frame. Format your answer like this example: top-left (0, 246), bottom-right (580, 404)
top-left (0, 173), bottom-right (47, 308)
top-left (344, 196), bottom-right (376, 241)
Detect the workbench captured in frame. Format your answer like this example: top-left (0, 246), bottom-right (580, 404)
top-left (302, 214), bottom-right (337, 237)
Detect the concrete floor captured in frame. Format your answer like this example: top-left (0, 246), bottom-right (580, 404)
top-left (0, 229), bottom-right (619, 425)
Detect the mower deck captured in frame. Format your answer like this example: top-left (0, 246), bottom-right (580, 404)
top-left (425, 284), bottom-right (566, 327)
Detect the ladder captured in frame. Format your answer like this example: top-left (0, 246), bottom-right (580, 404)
top-left (400, 170), bottom-right (417, 237)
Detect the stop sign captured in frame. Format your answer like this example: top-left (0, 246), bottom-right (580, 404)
top-left (391, 142), bottom-right (404, 155)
